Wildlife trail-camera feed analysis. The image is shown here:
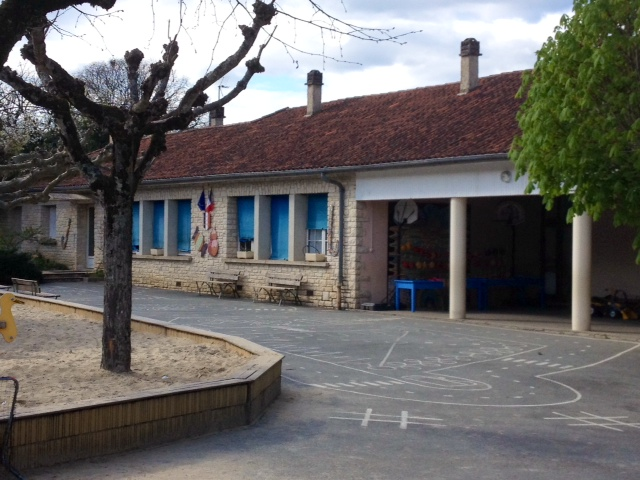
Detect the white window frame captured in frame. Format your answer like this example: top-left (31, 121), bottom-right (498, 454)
top-left (306, 228), bottom-right (327, 255)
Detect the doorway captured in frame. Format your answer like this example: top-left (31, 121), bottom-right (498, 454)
top-left (86, 207), bottom-right (95, 269)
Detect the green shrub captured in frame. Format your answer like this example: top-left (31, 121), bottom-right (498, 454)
top-left (89, 268), bottom-right (105, 279)
top-left (31, 253), bottom-right (69, 271)
top-left (0, 250), bottom-right (43, 284)
top-left (0, 227), bottom-right (41, 253)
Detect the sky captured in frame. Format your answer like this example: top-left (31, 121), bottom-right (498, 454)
top-left (7, 0), bottom-right (575, 125)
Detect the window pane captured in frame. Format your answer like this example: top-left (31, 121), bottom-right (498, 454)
top-left (87, 207), bottom-right (95, 256)
top-left (132, 202), bottom-right (140, 252)
top-left (307, 194), bottom-right (328, 229)
top-left (153, 201), bottom-right (164, 249)
top-left (237, 196), bottom-right (255, 241)
top-left (177, 200), bottom-right (191, 253)
top-left (307, 229), bottom-right (327, 254)
top-left (48, 206), bottom-right (57, 238)
top-left (270, 195), bottom-right (289, 260)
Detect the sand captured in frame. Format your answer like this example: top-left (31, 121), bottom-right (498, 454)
top-left (0, 304), bottom-right (250, 414)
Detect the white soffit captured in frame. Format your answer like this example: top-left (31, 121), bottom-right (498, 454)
top-left (48, 193), bottom-right (93, 202)
top-left (355, 160), bottom-right (535, 201)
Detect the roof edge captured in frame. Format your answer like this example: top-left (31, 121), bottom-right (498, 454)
top-left (136, 153), bottom-right (510, 187)
top-left (51, 153), bottom-right (510, 193)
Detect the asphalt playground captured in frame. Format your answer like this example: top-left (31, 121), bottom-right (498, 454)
top-left (24, 282), bottom-right (640, 479)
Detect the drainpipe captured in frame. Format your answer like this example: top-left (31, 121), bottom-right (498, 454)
top-left (321, 173), bottom-right (345, 310)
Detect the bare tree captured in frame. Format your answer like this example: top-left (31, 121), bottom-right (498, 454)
top-left (76, 59), bottom-right (197, 149)
top-left (0, 0), bottom-right (413, 373)
top-left (78, 59), bottom-right (190, 109)
top-left (0, 77), bottom-right (90, 209)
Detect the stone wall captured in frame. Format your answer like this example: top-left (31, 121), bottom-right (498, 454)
top-left (131, 174), bottom-right (362, 309)
top-left (7, 174), bottom-right (375, 310)
top-left (16, 200), bottom-right (102, 270)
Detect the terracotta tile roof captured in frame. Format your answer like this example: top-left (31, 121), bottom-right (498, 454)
top-left (143, 70), bottom-right (524, 182)
top-left (65, 70), bottom-right (524, 187)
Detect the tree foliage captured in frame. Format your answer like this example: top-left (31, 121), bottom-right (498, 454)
top-left (510, 0), bottom-right (640, 255)
top-left (0, 71), bottom-right (56, 157)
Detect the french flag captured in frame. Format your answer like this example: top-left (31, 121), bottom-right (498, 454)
top-left (204, 190), bottom-right (215, 229)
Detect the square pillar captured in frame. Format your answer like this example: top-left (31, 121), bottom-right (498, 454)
top-left (165, 200), bottom-right (178, 256)
top-left (140, 201), bottom-right (154, 255)
top-left (290, 194), bottom-right (308, 261)
top-left (255, 196), bottom-right (271, 260)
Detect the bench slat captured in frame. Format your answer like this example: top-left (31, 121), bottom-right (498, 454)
top-left (11, 278), bottom-right (60, 299)
top-left (196, 270), bottom-right (240, 299)
top-left (254, 274), bottom-right (303, 306)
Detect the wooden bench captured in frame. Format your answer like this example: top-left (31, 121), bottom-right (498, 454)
top-left (254, 274), bottom-right (303, 306)
top-left (195, 270), bottom-right (241, 299)
top-left (0, 285), bottom-right (10, 291)
top-left (11, 278), bottom-right (60, 299)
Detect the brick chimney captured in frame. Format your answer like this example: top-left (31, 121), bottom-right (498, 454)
top-left (306, 70), bottom-right (323, 116)
top-left (209, 106), bottom-right (225, 127)
top-left (460, 38), bottom-right (481, 94)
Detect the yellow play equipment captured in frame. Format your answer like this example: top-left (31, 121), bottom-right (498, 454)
top-left (0, 292), bottom-right (24, 343)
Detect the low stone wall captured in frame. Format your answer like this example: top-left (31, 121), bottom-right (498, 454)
top-left (0, 296), bottom-right (283, 471)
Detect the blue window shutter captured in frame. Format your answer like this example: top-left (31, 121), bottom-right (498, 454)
top-left (177, 200), bottom-right (191, 253)
top-left (237, 196), bottom-right (255, 241)
top-left (132, 202), bottom-right (140, 251)
top-left (153, 201), bottom-right (164, 249)
top-left (270, 195), bottom-right (289, 260)
top-left (307, 194), bottom-right (328, 229)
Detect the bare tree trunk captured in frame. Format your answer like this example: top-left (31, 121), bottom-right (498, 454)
top-left (100, 188), bottom-right (133, 372)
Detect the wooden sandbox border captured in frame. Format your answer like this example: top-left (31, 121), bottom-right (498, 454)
top-left (0, 295), bottom-right (283, 471)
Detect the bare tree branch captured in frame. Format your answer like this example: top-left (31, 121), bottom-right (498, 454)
top-left (173, 0), bottom-right (276, 116)
top-left (0, 143), bottom-right (112, 208)
top-left (0, 0), bottom-right (415, 373)
top-left (0, 0), bottom-right (117, 66)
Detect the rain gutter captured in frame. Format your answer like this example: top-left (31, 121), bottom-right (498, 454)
top-left (320, 172), bottom-right (345, 310)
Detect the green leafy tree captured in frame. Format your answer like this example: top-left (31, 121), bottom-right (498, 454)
top-left (510, 0), bottom-right (640, 256)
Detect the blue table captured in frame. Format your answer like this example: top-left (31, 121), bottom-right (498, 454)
top-left (395, 277), bottom-right (545, 312)
top-left (467, 277), bottom-right (545, 310)
top-left (395, 279), bottom-right (445, 312)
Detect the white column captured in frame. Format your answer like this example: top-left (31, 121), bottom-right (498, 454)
top-left (449, 197), bottom-right (467, 320)
top-left (572, 213), bottom-right (592, 331)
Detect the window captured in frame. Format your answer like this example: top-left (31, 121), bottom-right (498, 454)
top-left (133, 199), bottom-right (192, 256)
top-left (307, 194), bottom-right (328, 254)
top-left (132, 202), bottom-right (140, 252)
top-left (46, 206), bottom-right (57, 239)
top-left (177, 200), bottom-right (191, 254)
top-left (237, 196), bottom-right (254, 251)
top-left (236, 193), bottom-right (326, 261)
top-left (152, 200), bottom-right (164, 249)
top-left (270, 195), bottom-right (289, 260)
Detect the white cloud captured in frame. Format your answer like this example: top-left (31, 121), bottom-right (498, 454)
top-left (5, 1), bottom-right (574, 124)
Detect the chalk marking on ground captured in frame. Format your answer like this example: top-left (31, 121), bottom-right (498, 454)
top-left (379, 331), bottom-right (409, 368)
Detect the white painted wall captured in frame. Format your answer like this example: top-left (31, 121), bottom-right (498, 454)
top-left (356, 160), bottom-right (532, 201)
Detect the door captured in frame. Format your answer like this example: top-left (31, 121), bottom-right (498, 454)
top-left (87, 207), bottom-right (95, 269)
